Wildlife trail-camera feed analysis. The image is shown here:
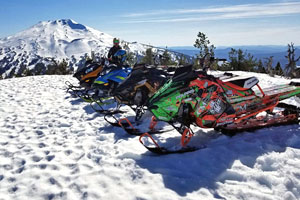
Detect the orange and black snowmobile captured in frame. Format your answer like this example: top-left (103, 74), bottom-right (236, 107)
top-left (66, 59), bottom-right (106, 101)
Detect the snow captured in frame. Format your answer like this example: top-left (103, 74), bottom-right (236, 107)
top-left (0, 71), bottom-right (300, 199)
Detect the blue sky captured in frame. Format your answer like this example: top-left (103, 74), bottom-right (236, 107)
top-left (0, 0), bottom-right (300, 47)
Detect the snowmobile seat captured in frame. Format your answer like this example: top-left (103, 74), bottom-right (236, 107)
top-left (225, 77), bottom-right (259, 91)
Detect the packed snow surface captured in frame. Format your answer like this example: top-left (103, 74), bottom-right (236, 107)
top-left (1, 71), bottom-right (300, 200)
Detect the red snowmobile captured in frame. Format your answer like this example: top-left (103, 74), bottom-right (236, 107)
top-left (139, 65), bottom-right (300, 154)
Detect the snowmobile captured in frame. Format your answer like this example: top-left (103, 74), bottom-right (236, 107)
top-left (66, 59), bottom-right (107, 102)
top-left (103, 64), bottom-right (174, 135)
top-left (139, 65), bottom-right (300, 154)
top-left (89, 50), bottom-right (133, 114)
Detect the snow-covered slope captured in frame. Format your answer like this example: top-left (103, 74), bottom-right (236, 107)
top-left (0, 71), bottom-right (300, 199)
top-left (0, 19), bottom-right (186, 78)
top-left (0, 19), bottom-right (113, 58)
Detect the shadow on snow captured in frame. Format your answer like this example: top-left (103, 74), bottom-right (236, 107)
top-left (134, 124), bottom-right (300, 197)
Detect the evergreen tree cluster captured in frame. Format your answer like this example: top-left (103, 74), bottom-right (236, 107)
top-left (140, 48), bottom-right (183, 66)
top-left (22, 59), bottom-right (73, 77)
top-left (191, 31), bottom-right (297, 77)
top-left (219, 48), bottom-right (285, 76)
top-left (228, 48), bottom-right (257, 72)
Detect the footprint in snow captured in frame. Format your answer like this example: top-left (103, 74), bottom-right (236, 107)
top-left (44, 150), bottom-right (50, 155)
top-left (36, 130), bottom-right (44, 137)
top-left (46, 155), bottom-right (55, 161)
top-left (15, 166), bottom-right (25, 174)
top-left (39, 142), bottom-right (46, 148)
top-left (39, 164), bottom-right (47, 170)
top-left (64, 149), bottom-right (72, 156)
top-left (7, 177), bottom-right (16, 182)
top-left (9, 186), bottom-right (18, 193)
top-left (31, 155), bottom-right (43, 162)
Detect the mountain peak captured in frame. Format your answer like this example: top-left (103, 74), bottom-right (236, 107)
top-left (48, 19), bottom-right (87, 30)
top-left (0, 19), bottom-right (190, 78)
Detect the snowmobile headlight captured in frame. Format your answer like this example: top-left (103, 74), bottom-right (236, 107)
top-left (104, 83), bottom-right (109, 86)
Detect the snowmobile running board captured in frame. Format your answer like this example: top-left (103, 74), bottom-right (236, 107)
top-left (218, 103), bottom-right (300, 135)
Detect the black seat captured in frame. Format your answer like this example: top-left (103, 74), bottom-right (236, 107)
top-left (226, 77), bottom-right (259, 89)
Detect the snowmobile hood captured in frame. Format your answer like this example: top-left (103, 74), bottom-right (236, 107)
top-left (93, 66), bottom-right (131, 86)
top-left (73, 62), bottom-right (103, 81)
top-left (147, 65), bottom-right (198, 122)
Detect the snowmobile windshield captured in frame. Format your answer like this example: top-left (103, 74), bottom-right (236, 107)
top-left (115, 67), bottom-right (168, 94)
top-left (172, 65), bottom-right (198, 83)
top-left (113, 68), bottom-right (146, 96)
top-left (114, 49), bottom-right (126, 57)
top-left (113, 49), bottom-right (127, 63)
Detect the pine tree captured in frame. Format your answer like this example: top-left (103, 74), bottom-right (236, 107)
top-left (57, 59), bottom-right (70, 75)
top-left (228, 48), bottom-right (238, 70)
top-left (23, 68), bottom-right (33, 76)
top-left (122, 42), bottom-right (136, 66)
top-left (34, 63), bottom-right (46, 75)
top-left (228, 48), bottom-right (256, 71)
top-left (161, 50), bottom-right (172, 65)
top-left (126, 52), bottom-right (137, 66)
top-left (244, 52), bottom-right (257, 72)
top-left (178, 54), bottom-right (189, 66)
top-left (193, 32), bottom-right (215, 69)
top-left (264, 56), bottom-right (274, 77)
top-left (274, 62), bottom-right (283, 76)
top-left (141, 48), bottom-right (154, 65)
top-left (257, 59), bottom-right (265, 73)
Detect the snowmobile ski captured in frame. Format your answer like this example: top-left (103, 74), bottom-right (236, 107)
top-left (104, 115), bottom-right (172, 135)
top-left (90, 100), bottom-right (124, 115)
top-left (139, 132), bottom-right (202, 154)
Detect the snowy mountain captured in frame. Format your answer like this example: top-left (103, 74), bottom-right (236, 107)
top-left (1, 71), bottom-right (300, 199)
top-left (0, 19), bottom-right (187, 78)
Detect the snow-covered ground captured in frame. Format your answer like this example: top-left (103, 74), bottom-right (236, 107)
top-left (1, 71), bottom-right (300, 200)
